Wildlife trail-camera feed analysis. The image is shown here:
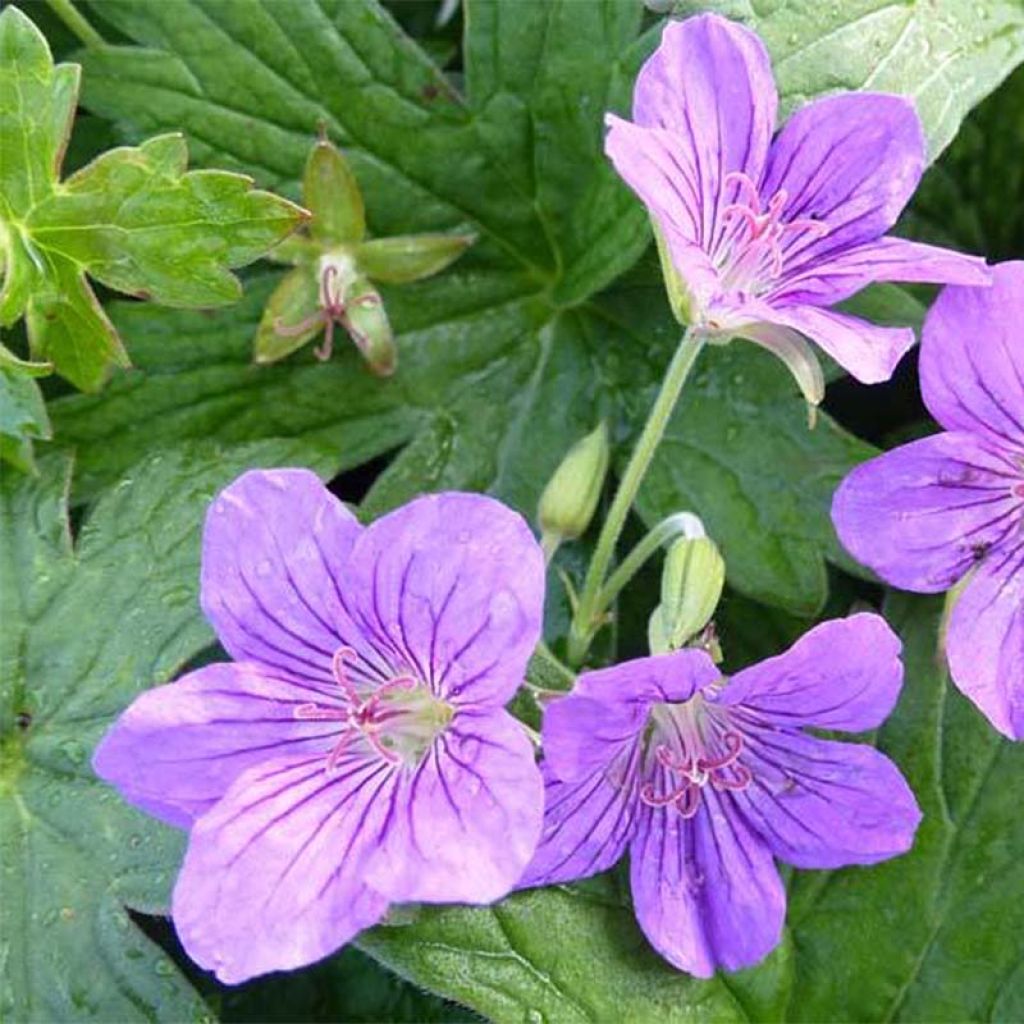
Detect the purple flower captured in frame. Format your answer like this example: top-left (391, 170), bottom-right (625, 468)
top-left (833, 262), bottom-right (1024, 739)
top-left (94, 470), bottom-right (546, 983)
top-left (521, 614), bottom-right (920, 976)
top-left (605, 14), bottom-right (989, 390)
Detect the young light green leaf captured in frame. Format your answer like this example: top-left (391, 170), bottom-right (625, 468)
top-left (0, 5), bottom-right (305, 392)
top-left (0, 439), bottom-right (335, 1022)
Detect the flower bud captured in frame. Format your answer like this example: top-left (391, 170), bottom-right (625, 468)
top-left (648, 526), bottom-right (725, 653)
top-left (538, 422), bottom-right (610, 548)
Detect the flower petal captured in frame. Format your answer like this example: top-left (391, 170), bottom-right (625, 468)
top-left (92, 662), bottom-right (341, 829)
top-left (632, 15), bottom-right (777, 252)
top-left (772, 236), bottom-right (990, 307)
top-left (604, 116), bottom-right (720, 306)
top-left (718, 614), bottom-right (903, 732)
top-left (947, 545), bottom-right (1024, 739)
top-left (540, 693), bottom-right (647, 782)
top-left (364, 709), bottom-right (543, 904)
top-left (346, 493), bottom-right (544, 707)
top-left (920, 261), bottom-right (1024, 448)
top-left (172, 752), bottom-right (394, 984)
top-left (520, 746), bottom-right (641, 888)
top-left (754, 301), bottom-right (915, 383)
top-left (629, 772), bottom-right (785, 977)
top-left (575, 647), bottom-right (721, 706)
top-left (832, 433), bottom-right (1022, 592)
top-left (732, 727), bottom-right (921, 869)
top-left (765, 93), bottom-right (924, 275)
top-left (201, 469), bottom-right (376, 686)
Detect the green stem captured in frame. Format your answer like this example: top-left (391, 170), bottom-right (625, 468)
top-left (595, 511), bottom-right (704, 615)
top-left (568, 327), bottom-right (705, 665)
top-left (44, 0), bottom-right (105, 48)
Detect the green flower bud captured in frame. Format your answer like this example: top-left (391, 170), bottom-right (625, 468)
top-left (302, 137), bottom-right (365, 246)
top-left (355, 232), bottom-right (476, 284)
top-left (538, 423), bottom-right (610, 551)
top-left (648, 525), bottom-right (725, 654)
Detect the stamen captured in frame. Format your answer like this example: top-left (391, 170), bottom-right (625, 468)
top-left (696, 731), bottom-right (743, 772)
top-left (1012, 482), bottom-right (1024, 499)
top-left (674, 783), bottom-right (701, 819)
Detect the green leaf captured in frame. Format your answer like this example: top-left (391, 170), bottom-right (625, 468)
top-left (676, 0), bottom-right (1024, 159)
top-left (0, 341), bottom-right (52, 472)
top-left (359, 882), bottom-right (763, 1023)
top-left (0, 438), bottom-right (335, 1021)
top-left (783, 594), bottom-right (1024, 1020)
top-left (0, 5), bottom-right (305, 391)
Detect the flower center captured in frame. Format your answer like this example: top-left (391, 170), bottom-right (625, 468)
top-left (294, 647), bottom-right (453, 773)
top-left (641, 695), bottom-right (751, 818)
top-left (714, 172), bottom-right (828, 300)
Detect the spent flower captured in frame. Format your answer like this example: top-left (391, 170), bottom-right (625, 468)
top-left (522, 614), bottom-right (920, 976)
top-left (94, 469), bottom-right (545, 982)
top-left (605, 14), bottom-right (990, 400)
top-left (256, 135), bottom-right (475, 372)
top-left (833, 262), bottom-right (1024, 738)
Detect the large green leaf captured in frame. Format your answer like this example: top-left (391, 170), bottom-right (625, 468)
top-left (785, 594), bottom-right (1024, 1020)
top-left (677, 0), bottom-right (1024, 159)
top-left (0, 439), bottom-right (334, 1021)
top-left (0, 5), bottom-right (304, 394)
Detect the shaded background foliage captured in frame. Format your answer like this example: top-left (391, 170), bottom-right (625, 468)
top-left (2, 1), bottom-right (1023, 1021)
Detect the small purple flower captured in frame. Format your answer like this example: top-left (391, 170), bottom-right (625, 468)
top-left (605, 14), bottom-right (989, 388)
top-left (521, 614), bottom-right (920, 976)
top-left (94, 470), bottom-right (545, 983)
top-left (833, 262), bottom-right (1024, 739)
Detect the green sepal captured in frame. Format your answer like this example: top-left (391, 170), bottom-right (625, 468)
top-left (345, 275), bottom-right (395, 377)
top-left (355, 232), bottom-right (476, 283)
top-left (253, 265), bottom-right (322, 364)
top-left (303, 137), bottom-right (365, 246)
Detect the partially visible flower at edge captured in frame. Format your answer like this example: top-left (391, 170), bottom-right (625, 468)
top-left (521, 614), bottom-right (921, 977)
top-left (93, 469), bottom-right (545, 983)
top-left (605, 14), bottom-right (990, 401)
top-left (833, 261), bottom-right (1024, 739)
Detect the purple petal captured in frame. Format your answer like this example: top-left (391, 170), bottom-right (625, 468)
top-left (364, 709), bottom-right (543, 904)
top-left (520, 746), bottom-right (641, 888)
top-left (172, 751), bottom-right (394, 984)
top-left (575, 647), bottom-right (721, 707)
top-left (947, 545), bottom-right (1024, 739)
top-left (732, 726), bottom-right (921, 869)
top-left (832, 433), bottom-right (1022, 592)
top-left (920, 261), bottom-right (1024, 449)
top-left (200, 469), bottom-right (376, 686)
top-left (772, 236), bottom-right (990, 307)
top-left (629, 768), bottom-right (785, 977)
top-left (717, 614), bottom-right (903, 732)
top-left (750, 301), bottom-right (915, 383)
top-left (604, 14), bottom-right (776, 307)
top-left (345, 493), bottom-right (545, 707)
top-left (765, 93), bottom-right (924, 277)
top-left (604, 116), bottom-right (721, 306)
top-left (92, 662), bottom-right (341, 829)
top-left (540, 693), bottom-right (648, 782)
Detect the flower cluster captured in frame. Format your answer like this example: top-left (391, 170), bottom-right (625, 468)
top-left (94, 10), bottom-right (1020, 990)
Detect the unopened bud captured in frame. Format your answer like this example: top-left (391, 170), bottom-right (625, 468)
top-left (648, 527), bottom-right (725, 653)
top-left (538, 423), bottom-right (610, 547)
top-left (303, 137), bottom-right (365, 246)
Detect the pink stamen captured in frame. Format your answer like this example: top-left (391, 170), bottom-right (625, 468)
top-left (674, 783), bottom-right (701, 819)
top-left (696, 731), bottom-right (743, 772)
top-left (1013, 482), bottom-right (1024, 499)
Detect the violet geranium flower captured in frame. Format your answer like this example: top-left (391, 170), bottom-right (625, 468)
top-left (94, 469), bottom-right (545, 983)
top-left (605, 14), bottom-right (989, 396)
top-left (521, 614), bottom-right (920, 976)
top-left (833, 262), bottom-right (1024, 739)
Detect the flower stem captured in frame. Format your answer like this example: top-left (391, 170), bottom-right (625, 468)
top-left (44, 0), bottom-right (105, 48)
top-left (568, 327), bottom-right (705, 666)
